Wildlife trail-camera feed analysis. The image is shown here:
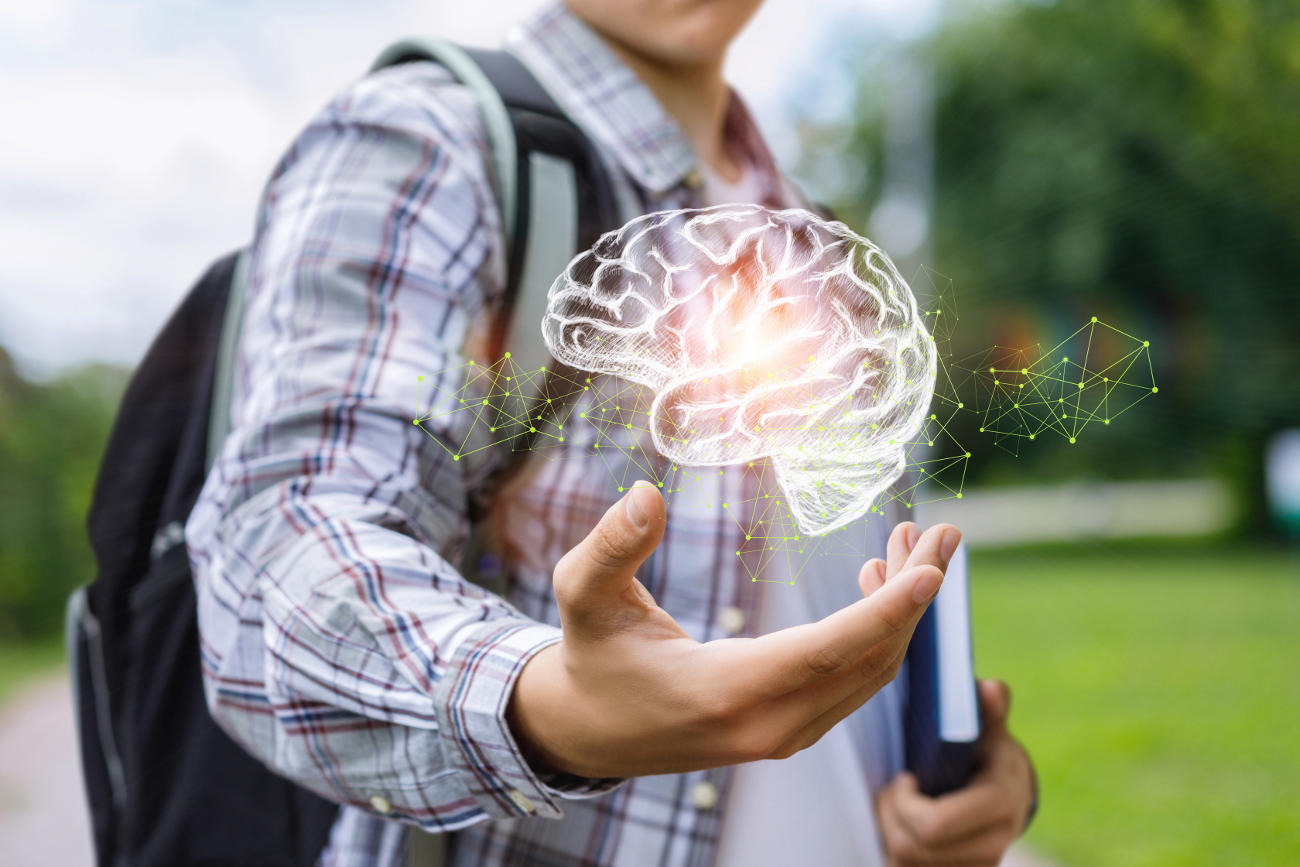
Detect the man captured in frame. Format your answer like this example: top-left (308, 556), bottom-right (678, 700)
top-left (186, 1), bottom-right (1036, 864)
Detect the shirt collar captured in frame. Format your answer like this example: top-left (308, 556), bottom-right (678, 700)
top-left (505, 2), bottom-right (780, 198)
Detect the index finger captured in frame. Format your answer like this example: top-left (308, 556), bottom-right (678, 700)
top-left (746, 561), bottom-right (943, 694)
top-left (892, 523), bottom-right (962, 581)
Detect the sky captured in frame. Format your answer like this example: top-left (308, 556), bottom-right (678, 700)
top-left (0, 0), bottom-right (939, 378)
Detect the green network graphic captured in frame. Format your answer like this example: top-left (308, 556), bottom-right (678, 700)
top-left (413, 271), bottom-right (1155, 584)
top-left (946, 318), bottom-right (1158, 456)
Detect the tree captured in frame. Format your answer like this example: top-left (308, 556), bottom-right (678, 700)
top-left (803, 0), bottom-right (1300, 512)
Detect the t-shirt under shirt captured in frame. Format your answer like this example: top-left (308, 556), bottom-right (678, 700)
top-left (697, 160), bottom-right (902, 867)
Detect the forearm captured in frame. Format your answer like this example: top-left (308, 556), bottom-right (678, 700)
top-left (181, 61), bottom-right (635, 825)
top-left (191, 455), bottom-right (619, 827)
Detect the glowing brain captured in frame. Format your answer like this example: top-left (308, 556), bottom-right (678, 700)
top-left (542, 204), bottom-right (936, 536)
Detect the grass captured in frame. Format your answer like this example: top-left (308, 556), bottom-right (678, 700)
top-left (0, 545), bottom-right (1294, 864)
top-left (0, 638), bottom-right (66, 710)
top-left (970, 542), bottom-right (1300, 867)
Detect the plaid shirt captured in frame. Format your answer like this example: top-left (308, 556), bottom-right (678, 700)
top-left (187, 4), bottom-right (903, 865)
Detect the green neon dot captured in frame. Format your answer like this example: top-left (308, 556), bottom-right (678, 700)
top-left (412, 419), bottom-right (419, 425)
top-left (1152, 386), bottom-right (1159, 393)
top-left (1069, 437), bottom-right (1077, 444)
top-left (453, 455), bottom-right (460, 461)
top-left (504, 351), bottom-right (511, 358)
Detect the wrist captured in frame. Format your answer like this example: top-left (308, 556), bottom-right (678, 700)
top-left (507, 643), bottom-right (584, 777)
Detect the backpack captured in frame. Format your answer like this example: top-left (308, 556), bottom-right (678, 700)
top-left (67, 39), bottom-right (618, 867)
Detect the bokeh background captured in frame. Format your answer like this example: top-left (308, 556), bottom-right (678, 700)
top-left (1, 1), bottom-right (1297, 865)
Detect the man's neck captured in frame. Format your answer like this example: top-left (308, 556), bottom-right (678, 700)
top-left (596, 37), bottom-right (741, 183)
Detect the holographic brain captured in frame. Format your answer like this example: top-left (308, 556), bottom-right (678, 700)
top-left (542, 204), bottom-right (936, 535)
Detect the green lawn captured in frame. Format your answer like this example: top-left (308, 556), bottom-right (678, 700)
top-left (971, 543), bottom-right (1300, 867)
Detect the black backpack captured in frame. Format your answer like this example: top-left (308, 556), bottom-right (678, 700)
top-left (68, 39), bottom-right (617, 867)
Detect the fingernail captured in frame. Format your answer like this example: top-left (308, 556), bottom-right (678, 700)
top-left (905, 524), bottom-right (921, 552)
top-left (912, 568), bottom-right (942, 604)
top-left (939, 529), bottom-right (961, 564)
top-left (625, 480), bottom-right (654, 529)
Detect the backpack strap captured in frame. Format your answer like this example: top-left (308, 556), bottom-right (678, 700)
top-left (370, 40), bottom-right (523, 249)
top-left (206, 40), bottom-right (618, 475)
top-left (371, 38), bottom-right (618, 377)
top-left (206, 249), bottom-right (250, 471)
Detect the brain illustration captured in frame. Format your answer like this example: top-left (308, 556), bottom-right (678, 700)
top-left (542, 204), bottom-right (936, 536)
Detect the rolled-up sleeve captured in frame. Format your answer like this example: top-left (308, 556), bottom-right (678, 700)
top-left (184, 63), bottom-right (620, 832)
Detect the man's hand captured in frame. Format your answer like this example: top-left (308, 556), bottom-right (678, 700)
top-left (875, 679), bottom-right (1037, 867)
top-left (507, 480), bottom-right (962, 779)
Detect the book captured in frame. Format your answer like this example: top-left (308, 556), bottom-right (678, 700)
top-left (904, 541), bottom-right (982, 796)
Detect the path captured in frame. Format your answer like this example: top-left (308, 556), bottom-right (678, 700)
top-left (0, 674), bottom-right (93, 866)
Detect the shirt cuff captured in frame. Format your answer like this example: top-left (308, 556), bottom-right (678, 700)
top-left (432, 618), bottom-right (624, 820)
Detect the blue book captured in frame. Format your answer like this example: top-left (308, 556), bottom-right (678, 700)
top-left (904, 542), bottom-right (981, 796)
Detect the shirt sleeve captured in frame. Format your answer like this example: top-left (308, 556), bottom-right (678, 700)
top-left (184, 62), bottom-right (622, 833)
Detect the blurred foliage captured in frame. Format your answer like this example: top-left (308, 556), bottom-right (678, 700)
top-left (0, 347), bottom-right (125, 643)
top-left (801, 0), bottom-right (1300, 508)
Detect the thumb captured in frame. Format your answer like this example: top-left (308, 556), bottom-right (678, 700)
top-left (553, 480), bottom-right (665, 626)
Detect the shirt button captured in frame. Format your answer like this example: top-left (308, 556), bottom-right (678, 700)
top-left (508, 788), bottom-right (536, 814)
top-left (369, 795), bottom-right (391, 814)
top-left (718, 605), bottom-right (746, 635)
top-left (691, 780), bottom-right (719, 811)
top-left (683, 168), bottom-right (703, 190)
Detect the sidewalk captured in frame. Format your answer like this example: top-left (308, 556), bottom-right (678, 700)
top-left (0, 674), bottom-right (93, 866)
top-left (0, 673), bottom-right (1061, 866)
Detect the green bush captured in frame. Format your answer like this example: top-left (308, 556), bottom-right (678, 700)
top-left (0, 348), bottom-right (125, 642)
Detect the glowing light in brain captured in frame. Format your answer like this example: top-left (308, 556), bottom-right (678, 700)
top-left (542, 204), bottom-right (936, 536)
